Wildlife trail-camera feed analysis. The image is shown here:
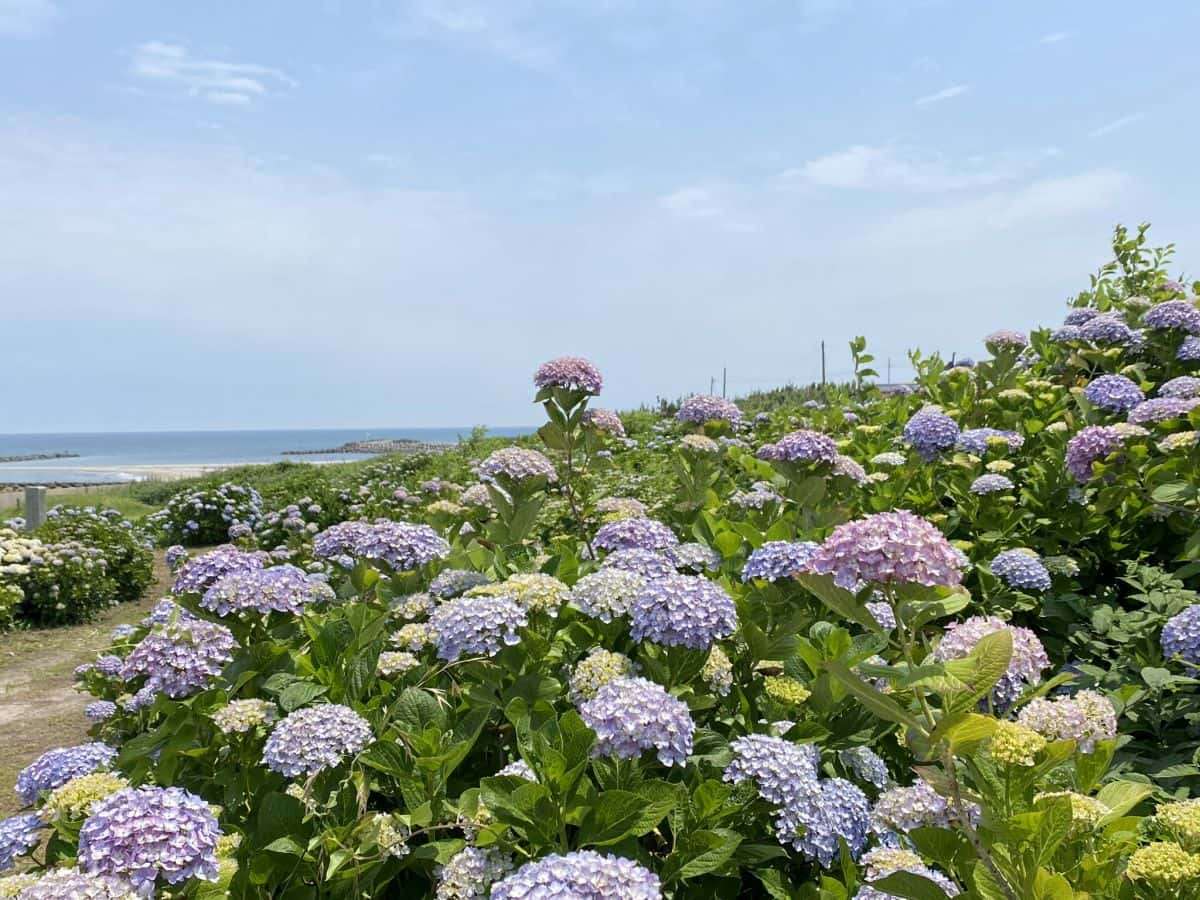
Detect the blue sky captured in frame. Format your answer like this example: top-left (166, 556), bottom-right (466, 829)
top-left (4, 0), bottom-right (1199, 432)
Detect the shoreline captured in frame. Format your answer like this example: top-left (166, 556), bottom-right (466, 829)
top-left (0, 458), bottom-right (356, 485)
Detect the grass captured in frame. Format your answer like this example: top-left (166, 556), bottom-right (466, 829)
top-left (0, 484), bottom-right (159, 519)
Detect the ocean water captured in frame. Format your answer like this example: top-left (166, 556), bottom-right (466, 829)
top-left (0, 427), bottom-right (533, 484)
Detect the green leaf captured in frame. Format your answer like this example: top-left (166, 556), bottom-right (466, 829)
top-left (394, 688), bottom-right (447, 734)
top-left (870, 870), bottom-right (952, 900)
top-left (263, 837), bottom-right (305, 856)
top-left (797, 574), bottom-right (880, 632)
top-left (359, 741), bottom-right (410, 779)
top-left (278, 681), bottom-right (328, 713)
top-left (1096, 781), bottom-right (1154, 823)
top-left (668, 829), bottom-right (743, 882)
top-left (825, 659), bottom-right (925, 732)
top-left (578, 790), bottom-right (654, 846)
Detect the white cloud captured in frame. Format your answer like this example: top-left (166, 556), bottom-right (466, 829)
top-left (781, 145), bottom-right (1014, 192)
top-left (658, 184), bottom-right (759, 232)
top-left (390, 1), bottom-right (559, 69)
top-left (1039, 31), bottom-right (1068, 44)
top-left (0, 0), bottom-right (56, 37)
top-left (130, 41), bottom-right (296, 106)
top-left (915, 84), bottom-right (969, 106)
top-left (1088, 113), bottom-right (1143, 138)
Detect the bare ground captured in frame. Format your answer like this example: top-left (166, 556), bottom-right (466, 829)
top-left (0, 551), bottom-right (171, 816)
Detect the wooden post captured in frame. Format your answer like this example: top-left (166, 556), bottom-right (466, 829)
top-left (24, 486), bottom-right (47, 531)
top-left (722, 367), bottom-right (727, 398)
top-left (820, 341), bottom-right (827, 388)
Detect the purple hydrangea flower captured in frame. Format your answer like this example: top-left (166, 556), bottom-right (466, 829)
top-left (77, 786), bottom-right (220, 892)
top-left (1128, 397), bottom-right (1200, 425)
top-left (1162, 604), bottom-right (1200, 663)
top-left (1084, 374), bottom-right (1145, 413)
top-left (934, 615), bottom-right (1049, 708)
top-left (1063, 308), bottom-right (1098, 326)
top-left (110, 624), bottom-right (136, 640)
top-left (1160, 376), bottom-right (1200, 399)
top-left (94, 655), bottom-right (125, 678)
top-left (312, 520), bottom-right (374, 560)
top-left (990, 549), bottom-right (1051, 591)
top-left (1179, 336), bottom-right (1200, 362)
top-left (666, 542), bottom-right (721, 573)
top-left (1065, 425), bottom-right (1126, 482)
top-left (970, 473), bottom-right (1014, 495)
top-left (806, 510), bottom-right (965, 590)
top-left (724, 735), bottom-right (820, 804)
top-left (351, 521), bottom-right (452, 570)
top-left (582, 408), bottom-right (625, 437)
top-left (164, 545), bottom-right (188, 571)
top-left (171, 546), bottom-right (267, 595)
top-left (85, 701), bottom-right (119, 723)
top-left (742, 541), bottom-right (819, 582)
top-left (1050, 325), bottom-right (1084, 343)
top-left (832, 455), bottom-right (868, 484)
top-left (855, 850), bottom-right (961, 899)
top-left (491, 851), bottom-right (661, 900)
top-left (599, 548), bottom-right (676, 580)
top-left (201, 564), bottom-right (333, 616)
top-left (428, 596), bottom-right (527, 661)
top-left (866, 599), bottom-right (896, 630)
top-left (676, 394), bottom-right (742, 425)
top-left (985, 329), bottom-right (1029, 350)
top-left (756, 429), bottom-right (839, 464)
top-left (533, 357), bottom-right (603, 394)
top-left (729, 485), bottom-right (782, 510)
top-left (839, 746), bottom-right (890, 789)
top-left (580, 677), bottom-right (693, 766)
top-left (629, 574), bottom-right (737, 649)
top-left (1144, 300), bottom-right (1200, 333)
top-left (429, 569), bottom-right (491, 599)
top-left (1017, 690), bottom-right (1117, 752)
top-left (903, 407), bottom-right (960, 461)
top-left (956, 428), bottom-right (1023, 456)
top-left (593, 517), bottom-right (678, 553)
top-left (479, 448), bottom-right (558, 483)
top-left (779, 777), bottom-right (871, 867)
top-left (262, 704), bottom-right (373, 777)
top-left (1080, 313), bottom-right (1134, 345)
top-left (872, 780), bottom-right (955, 834)
top-left (569, 569), bottom-right (644, 623)
top-left (12, 868), bottom-right (139, 898)
top-left (121, 618), bottom-right (235, 699)
top-left (0, 813), bottom-right (44, 871)
top-left (15, 743), bottom-right (117, 805)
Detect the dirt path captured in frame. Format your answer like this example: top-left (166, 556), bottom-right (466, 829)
top-left (0, 552), bottom-right (171, 815)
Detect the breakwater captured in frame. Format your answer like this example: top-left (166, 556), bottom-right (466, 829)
top-left (283, 439), bottom-right (451, 456)
top-left (0, 452), bottom-right (79, 464)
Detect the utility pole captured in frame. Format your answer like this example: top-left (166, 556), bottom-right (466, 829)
top-left (820, 341), bottom-right (827, 388)
top-left (721, 367), bottom-right (727, 398)
top-left (710, 376), bottom-right (715, 394)
top-left (887, 357), bottom-right (892, 384)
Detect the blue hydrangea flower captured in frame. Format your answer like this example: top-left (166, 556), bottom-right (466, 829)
top-left (778, 777), bottom-right (871, 867)
top-left (77, 786), bottom-right (220, 892)
top-left (990, 549), bottom-right (1052, 591)
top-left (0, 814), bottom-right (43, 871)
top-left (1160, 376), bottom-right (1200, 399)
top-left (479, 448), bottom-right (557, 483)
top-left (629, 574), bottom-right (736, 649)
top-left (569, 569), bottom-right (644, 622)
top-left (1179, 336), bottom-right (1200, 362)
top-left (984, 329), bottom-right (1029, 350)
top-left (1050, 325), bottom-right (1084, 343)
top-left (903, 407), bottom-right (960, 461)
top-left (866, 599), bottom-right (896, 630)
top-left (1162, 605), bottom-right (1200, 663)
top-left (593, 517), bottom-right (678, 553)
top-left (428, 596), bottom-right (527, 661)
top-left (599, 548), bottom-right (676, 579)
top-left (756, 429), bottom-right (839, 464)
top-left (262, 704), bottom-right (373, 777)
top-left (491, 851), bottom-right (661, 900)
top-left (1128, 397), bottom-right (1200, 425)
top-left (970, 473), bottom-right (1014, 495)
top-left (1144, 300), bottom-right (1200, 333)
top-left (677, 394), bottom-right (742, 425)
top-left (956, 428), bottom-right (1023, 455)
top-left (742, 541), bottom-right (819, 582)
top-left (1084, 374), bottom-right (1145, 412)
top-left (579, 677), bottom-right (694, 766)
top-left (666, 542), bottom-right (721, 573)
top-left (533, 357), bottom-right (603, 394)
top-left (171, 546), bottom-right (267, 595)
top-left (1063, 308), bottom-right (1098, 326)
top-left (429, 569), bottom-right (491, 599)
top-left (201, 564), bottom-right (333, 616)
top-left (85, 701), bottom-right (118, 723)
top-left (352, 521), bottom-right (452, 571)
top-left (1065, 425), bottom-right (1126, 482)
top-left (120, 618), bottom-right (236, 698)
top-left (1080, 313), bottom-right (1134, 345)
top-left (724, 735), bottom-right (820, 804)
top-left (16, 743), bottom-right (118, 805)
top-left (164, 545), bottom-right (188, 571)
top-left (839, 746), bottom-right (890, 789)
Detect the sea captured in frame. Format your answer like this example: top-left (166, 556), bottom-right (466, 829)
top-left (0, 427), bottom-right (534, 484)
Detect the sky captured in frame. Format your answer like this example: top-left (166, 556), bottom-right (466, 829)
top-left (3, 0), bottom-right (1200, 432)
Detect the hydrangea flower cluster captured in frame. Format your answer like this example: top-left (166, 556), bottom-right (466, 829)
top-left (1128, 397), bottom-right (1200, 425)
top-left (679, 433), bottom-right (719, 455)
top-left (40, 772), bottom-right (129, 822)
top-left (76, 786), bottom-right (220, 892)
top-left (491, 851), bottom-right (661, 900)
top-left (435, 846), bottom-right (514, 900)
top-left (211, 699), bottom-right (278, 734)
top-left (533, 357), bottom-right (603, 394)
top-left (702, 646), bottom-right (733, 696)
top-left (903, 407), bottom-right (960, 461)
top-left (1084, 374), bottom-right (1145, 412)
top-left (1160, 376), bottom-right (1200, 399)
top-left (832, 455), bottom-right (868, 484)
top-left (1180, 336), bottom-right (1200, 362)
top-left (120, 618), bottom-right (236, 698)
top-left (568, 648), bottom-right (636, 703)
top-left (16, 743), bottom-right (118, 805)
top-left (934, 615), bottom-right (1049, 708)
top-left (85, 701), bottom-right (118, 723)
top-left (171, 545), bottom-right (266, 595)
top-left (311, 520), bottom-right (374, 561)
top-left (595, 496), bottom-right (647, 520)
top-left (742, 540), bottom-right (819, 582)
top-left (392, 592), bottom-right (436, 621)
top-left (1162, 604), bottom-right (1200, 663)
top-left (478, 448), bottom-right (558, 483)
top-left (469, 573), bottom-right (569, 616)
top-left (871, 451), bottom-right (907, 467)
top-left (1017, 690), bottom-right (1117, 752)
top-left (428, 596), bottom-right (528, 661)
top-left (569, 569), bottom-right (644, 622)
top-left (854, 848), bottom-right (960, 899)
top-left (1144, 300), bottom-right (1200, 333)
top-left (579, 677), bottom-right (694, 766)
top-left (970, 473), bottom-right (1014, 495)
top-left (262, 704), bottom-right (373, 777)
top-left (598, 548), bottom-right (676, 580)
top-left (729, 484), bottom-right (783, 509)
top-left (666, 542), bottom-right (721, 573)
top-left (582, 408), bottom-right (625, 437)
top-left (629, 574), bottom-right (737, 649)
top-left (956, 428), bottom-right (1024, 455)
top-left (755, 429), bottom-right (839, 464)
top-left (10, 868), bottom-right (138, 899)
top-left (593, 517), bottom-right (678, 553)
top-left (1079, 313), bottom-right (1134, 345)
top-left (0, 814), bottom-right (43, 871)
top-left (350, 521), bottom-right (452, 571)
top-left (377, 651), bottom-right (420, 676)
top-left (985, 329), bottom-right (1029, 350)
top-left (164, 545), bottom-right (188, 571)
top-left (872, 780), bottom-right (955, 834)
top-left (429, 569), bottom-right (492, 600)
top-left (806, 510), bottom-right (965, 590)
top-left (839, 746), bottom-right (890, 789)
top-left (201, 564), bottom-right (332, 616)
top-left (1065, 425), bottom-right (1126, 482)
top-left (990, 549), bottom-right (1052, 591)
top-left (676, 394), bottom-right (742, 425)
